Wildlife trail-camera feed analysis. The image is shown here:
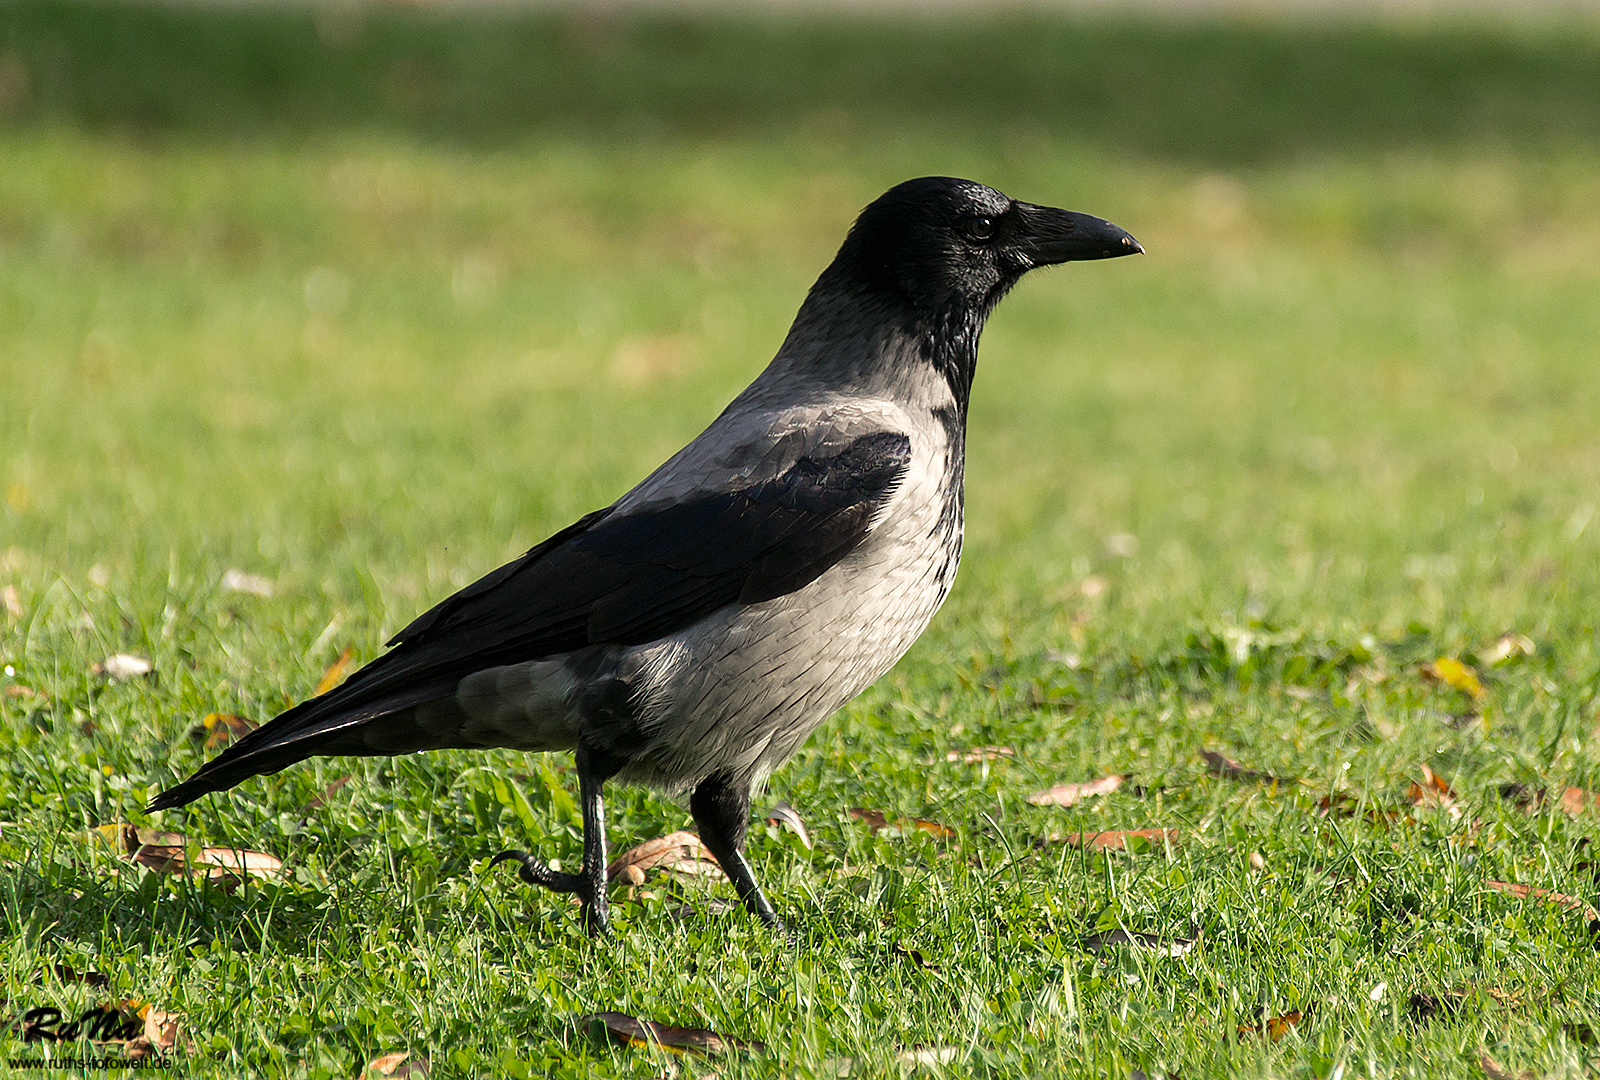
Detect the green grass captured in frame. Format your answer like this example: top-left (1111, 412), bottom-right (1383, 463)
top-left (3, 3), bottom-right (1600, 1077)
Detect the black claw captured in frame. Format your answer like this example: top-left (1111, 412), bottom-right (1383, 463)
top-left (490, 848), bottom-right (612, 937)
top-left (490, 849), bottom-right (584, 894)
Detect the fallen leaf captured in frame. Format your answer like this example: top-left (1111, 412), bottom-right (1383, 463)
top-left (1238, 1006), bottom-right (1309, 1042)
top-left (3, 684), bottom-right (42, 700)
top-left (364, 1051), bottom-right (430, 1078)
top-left (93, 654), bottom-right (152, 681)
top-left (946, 746), bottom-right (1014, 764)
top-left (581, 1011), bottom-right (764, 1055)
top-left (1560, 787), bottom-right (1600, 816)
top-left (1080, 926), bottom-right (1199, 957)
top-left (298, 774), bottom-right (352, 815)
top-left (1201, 750), bottom-right (1298, 787)
top-left (848, 808), bottom-right (889, 832)
top-left (109, 824), bottom-right (284, 884)
top-left (130, 842), bottom-right (285, 882)
top-left (1027, 774), bottom-right (1125, 807)
top-left (896, 1047), bottom-right (959, 1066)
top-left (764, 802), bottom-right (812, 849)
top-left (1422, 657), bottom-right (1485, 699)
top-left (140, 1007), bottom-right (183, 1052)
top-left (313, 646), bottom-right (354, 696)
top-left (1409, 764), bottom-right (1462, 820)
top-left (191, 712), bottom-right (257, 749)
top-left (220, 569), bottom-right (274, 598)
top-left (1485, 879), bottom-right (1600, 922)
top-left (2, 584), bottom-right (20, 618)
top-left (1478, 1048), bottom-right (1534, 1080)
top-left (847, 808), bottom-right (956, 839)
top-left (1479, 633), bottom-right (1535, 666)
top-left (1052, 829), bottom-right (1181, 851)
top-left (607, 831), bottom-right (720, 885)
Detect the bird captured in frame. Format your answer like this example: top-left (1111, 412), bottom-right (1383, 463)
top-left (150, 176), bottom-right (1140, 936)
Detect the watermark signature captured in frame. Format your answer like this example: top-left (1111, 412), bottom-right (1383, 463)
top-left (6, 1004), bottom-right (175, 1071)
top-left (19, 1006), bottom-right (144, 1043)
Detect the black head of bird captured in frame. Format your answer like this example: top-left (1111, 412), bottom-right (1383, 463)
top-left (822, 176), bottom-right (1142, 317)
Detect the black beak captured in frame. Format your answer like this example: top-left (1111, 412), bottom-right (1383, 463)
top-left (1013, 203), bottom-right (1142, 266)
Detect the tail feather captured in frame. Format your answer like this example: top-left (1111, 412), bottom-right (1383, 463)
top-left (148, 678), bottom-right (459, 811)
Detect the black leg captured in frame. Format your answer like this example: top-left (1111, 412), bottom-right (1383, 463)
top-left (492, 744), bottom-right (625, 936)
top-left (690, 771), bottom-right (789, 938)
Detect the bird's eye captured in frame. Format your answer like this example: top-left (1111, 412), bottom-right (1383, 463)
top-left (964, 216), bottom-right (994, 241)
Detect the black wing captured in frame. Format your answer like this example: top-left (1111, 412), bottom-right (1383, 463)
top-left (149, 431), bottom-right (911, 808)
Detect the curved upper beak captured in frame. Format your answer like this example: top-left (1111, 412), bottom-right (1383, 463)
top-left (1012, 203), bottom-right (1143, 266)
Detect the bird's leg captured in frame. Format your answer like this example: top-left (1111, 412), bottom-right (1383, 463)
top-left (690, 771), bottom-right (789, 938)
top-left (491, 744), bottom-right (625, 936)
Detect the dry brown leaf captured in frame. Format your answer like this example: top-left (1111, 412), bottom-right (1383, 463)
top-left (1237, 1006), bottom-right (1309, 1042)
top-left (581, 1011), bottom-right (765, 1055)
top-left (140, 1007), bottom-right (183, 1052)
top-left (1054, 829), bottom-right (1181, 851)
top-left (3, 683), bottom-right (41, 700)
top-left (299, 774), bottom-right (352, 815)
top-left (1409, 765), bottom-right (1462, 820)
top-left (1201, 750), bottom-right (1298, 787)
top-left (1485, 879), bottom-right (1600, 922)
top-left (192, 712), bottom-right (257, 750)
top-left (314, 646), bottom-right (354, 696)
top-left (606, 831), bottom-right (721, 885)
top-left (945, 746), bottom-right (1014, 764)
top-left (365, 1051), bottom-right (430, 1078)
top-left (1559, 787), bottom-right (1600, 816)
top-left (1477, 1048), bottom-right (1534, 1080)
top-left (1421, 657), bottom-right (1485, 699)
top-left (93, 653), bottom-right (152, 681)
top-left (763, 802), bottom-right (812, 849)
top-left (109, 824), bottom-right (284, 884)
top-left (1027, 775), bottom-right (1124, 808)
top-left (847, 808), bottom-right (956, 839)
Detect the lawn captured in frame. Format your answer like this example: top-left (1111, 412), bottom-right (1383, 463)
top-left (2, 2), bottom-right (1600, 1076)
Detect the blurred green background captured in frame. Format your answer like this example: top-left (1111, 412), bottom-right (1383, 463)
top-left (2, 2), bottom-right (1599, 1077)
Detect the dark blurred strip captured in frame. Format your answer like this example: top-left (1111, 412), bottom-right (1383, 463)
top-left (0, 0), bottom-right (1598, 161)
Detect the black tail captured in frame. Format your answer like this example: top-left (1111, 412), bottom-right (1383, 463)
top-left (148, 669), bottom-right (458, 810)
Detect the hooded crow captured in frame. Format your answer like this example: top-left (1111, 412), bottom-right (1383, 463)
top-left (150, 177), bottom-right (1140, 935)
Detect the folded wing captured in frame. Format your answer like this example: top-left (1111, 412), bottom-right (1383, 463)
top-left (149, 430), bottom-right (912, 808)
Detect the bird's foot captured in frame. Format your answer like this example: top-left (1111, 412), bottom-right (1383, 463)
top-left (490, 849), bottom-right (610, 936)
